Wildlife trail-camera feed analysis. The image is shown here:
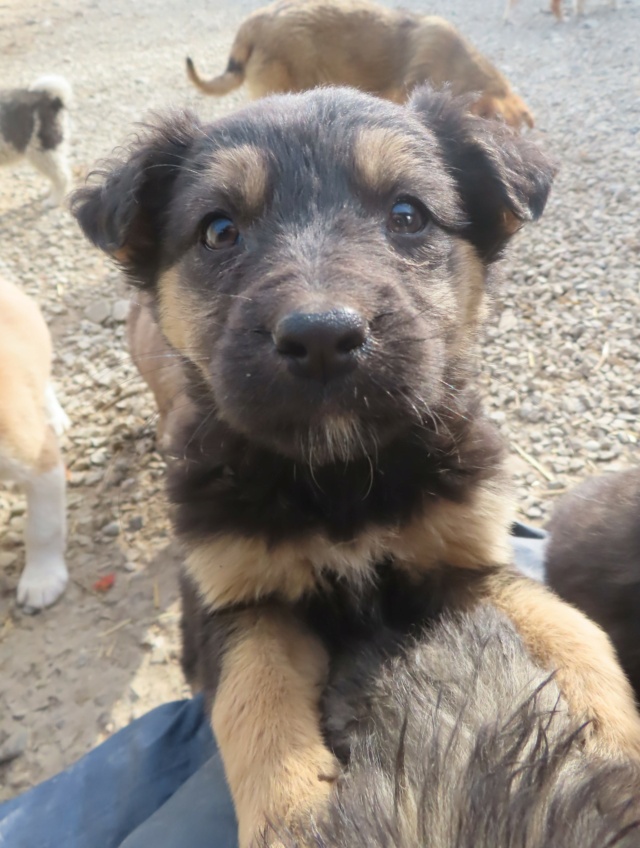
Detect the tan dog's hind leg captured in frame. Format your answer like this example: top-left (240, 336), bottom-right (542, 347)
top-left (244, 56), bottom-right (297, 100)
top-left (213, 608), bottom-right (340, 847)
top-left (489, 573), bottom-right (640, 758)
top-left (503, 0), bottom-right (516, 22)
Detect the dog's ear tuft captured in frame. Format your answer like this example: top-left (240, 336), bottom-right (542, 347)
top-left (410, 86), bottom-right (556, 262)
top-left (71, 111), bottom-right (201, 287)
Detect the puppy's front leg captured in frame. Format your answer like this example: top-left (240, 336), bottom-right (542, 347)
top-left (213, 606), bottom-right (340, 848)
top-left (488, 572), bottom-right (640, 758)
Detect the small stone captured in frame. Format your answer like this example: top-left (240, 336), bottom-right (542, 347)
top-left (497, 308), bottom-right (518, 334)
top-left (150, 645), bottom-right (169, 665)
top-left (0, 551), bottom-right (18, 569)
top-left (102, 521), bottom-right (120, 537)
top-left (111, 300), bottom-right (131, 323)
top-left (525, 506), bottom-right (543, 520)
top-left (546, 480), bottom-right (566, 491)
top-left (85, 300), bottom-right (111, 325)
top-left (561, 397), bottom-right (586, 415)
top-left (90, 449), bottom-right (108, 467)
top-left (128, 516), bottom-right (143, 532)
top-left (0, 730), bottom-right (28, 765)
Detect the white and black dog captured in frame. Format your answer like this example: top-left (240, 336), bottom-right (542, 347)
top-left (0, 75), bottom-right (72, 207)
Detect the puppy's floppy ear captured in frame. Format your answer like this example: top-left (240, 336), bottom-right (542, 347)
top-left (410, 86), bottom-right (556, 262)
top-left (71, 111), bottom-right (202, 287)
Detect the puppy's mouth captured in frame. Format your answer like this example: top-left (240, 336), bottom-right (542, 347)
top-left (210, 305), bottom-right (438, 465)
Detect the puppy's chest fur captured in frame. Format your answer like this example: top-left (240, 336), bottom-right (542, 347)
top-left (170, 399), bottom-right (512, 611)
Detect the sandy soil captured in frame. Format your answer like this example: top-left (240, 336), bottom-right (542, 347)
top-left (0, 0), bottom-right (638, 801)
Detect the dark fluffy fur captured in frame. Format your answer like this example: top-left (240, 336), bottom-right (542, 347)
top-left (546, 467), bottom-right (640, 700)
top-left (276, 605), bottom-right (640, 847)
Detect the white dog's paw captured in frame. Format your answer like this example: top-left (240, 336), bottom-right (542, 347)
top-left (18, 559), bottom-right (68, 611)
top-left (44, 383), bottom-right (71, 436)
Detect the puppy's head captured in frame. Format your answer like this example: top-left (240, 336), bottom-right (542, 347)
top-left (73, 87), bottom-right (553, 465)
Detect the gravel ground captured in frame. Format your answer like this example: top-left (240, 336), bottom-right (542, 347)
top-left (0, 0), bottom-right (638, 800)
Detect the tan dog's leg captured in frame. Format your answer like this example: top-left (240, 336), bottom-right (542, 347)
top-left (213, 607), bottom-right (340, 847)
top-left (552, 0), bottom-right (565, 20)
top-left (489, 572), bottom-right (640, 758)
top-left (18, 425), bottom-right (68, 609)
top-left (503, 0), bottom-right (516, 22)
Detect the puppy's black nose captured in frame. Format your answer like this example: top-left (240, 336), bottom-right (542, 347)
top-left (274, 307), bottom-right (367, 381)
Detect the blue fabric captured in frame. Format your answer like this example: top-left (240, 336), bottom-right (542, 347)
top-left (0, 695), bottom-right (216, 848)
top-left (0, 524), bottom-right (548, 847)
top-left (511, 521), bottom-right (548, 583)
top-left (120, 753), bottom-right (236, 848)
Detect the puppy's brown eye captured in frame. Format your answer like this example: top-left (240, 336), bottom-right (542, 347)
top-left (202, 215), bottom-right (240, 250)
top-left (387, 199), bottom-right (429, 235)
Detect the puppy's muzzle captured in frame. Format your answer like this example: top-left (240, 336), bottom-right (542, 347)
top-left (273, 306), bottom-right (368, 382)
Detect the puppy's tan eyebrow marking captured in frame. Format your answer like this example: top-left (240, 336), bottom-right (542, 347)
top-left (206, 144), bottom-right (269, 217)
top-left (353, 127), bottom-right (421, 196)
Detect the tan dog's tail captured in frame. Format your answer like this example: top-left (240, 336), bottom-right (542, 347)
top-left (185, 56), bottom-right (245, 96)
top-left (186, 19), bottom-right (256, 96)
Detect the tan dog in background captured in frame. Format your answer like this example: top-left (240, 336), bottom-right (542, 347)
top-left (186, 0), bottom-right (534, 129)
top-left (127, 293), bottom-right (191, 456)
top-left (0, 275), bottom-right (69, 609)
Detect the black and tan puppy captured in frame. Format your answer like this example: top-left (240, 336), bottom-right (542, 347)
top-left (273, 603), bottom-right (640, 847)
top-left (73, 87), bottom-right (640, 846)
top-left (546, 467), bottom-right (640, 701)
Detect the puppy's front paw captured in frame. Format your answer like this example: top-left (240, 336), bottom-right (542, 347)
top-left (18, 558), bottom-right (68, 611)
top-left (244, 747), bottom-right (340, 848)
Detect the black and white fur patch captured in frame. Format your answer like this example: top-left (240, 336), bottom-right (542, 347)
top-left (0, 75), bottom-right (72, 207)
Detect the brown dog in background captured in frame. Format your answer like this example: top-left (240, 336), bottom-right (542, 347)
top-left (73, 86), bottom-right (640, 846)
top-left (186, 0), bottom-right (534, 130)
top-left (546, 467), bottom-right (640, 701)
top-left (126, 293), bottom-right (191, 456)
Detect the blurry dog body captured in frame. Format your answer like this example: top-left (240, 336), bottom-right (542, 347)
top-left (505, 0), bottom-right (617, 22)
top-left (186, 0), bottom-right (534, 129)
top-left (0, 276), bottom-right (68, 609)
top-left (546, 467), bottom-right (640, 699)
top-left (307, 605), bottom-right (640, 848)
top-left (73, 87), bottom-right (640, 846)
top-left (127, 294), bottom-right (192, 455)
top-left (0, 75), bottom-right (72, 207)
